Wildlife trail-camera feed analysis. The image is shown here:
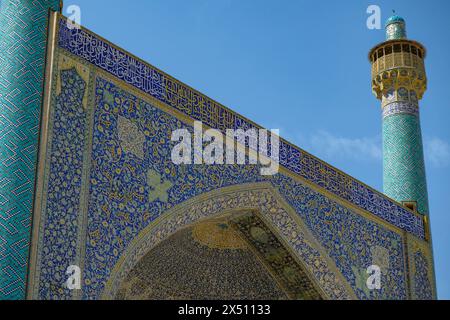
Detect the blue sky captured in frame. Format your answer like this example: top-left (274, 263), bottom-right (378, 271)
top-left (63, 0), bottom-right (450, 299)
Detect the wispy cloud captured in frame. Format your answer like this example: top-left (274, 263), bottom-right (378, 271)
top-left (296, 130), bottom-right (382, 162)
top-left (425, 137), bottom-right (450, 168)
top-left (294, 130), bottom-right (450, 169)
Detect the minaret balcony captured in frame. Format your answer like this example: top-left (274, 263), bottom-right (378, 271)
top-left (369, 40), bottom-right (427, 100)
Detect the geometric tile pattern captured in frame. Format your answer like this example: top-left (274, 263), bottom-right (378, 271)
top-left (371, 16), bottom-right (434, 297)
top-left (100, 185), bottom-right (356, 300)
top-left (385, 17), bottom-right (407, 40)
top-left (382, 101), bottom-right (419, 118)
top-left (413, 251), bottom-right (433, 299)
top-left (57, 17), bottom-right (425, 239)
top-left (230, 213), bottom-right (323, 300)
top-left (31, 69), bottom-right (411, 299)
top-left (115, 219), bottom-right (289, 300)
top-left (273, 174), bottom-right (408, 300)
top-left (0, 3), bottom-right (433, 300)
top-left (36, 67), bottom-right (87, 300)
top-left (116, 213), bottom-right (322, 300)
top-left (0, 0), bottom-right (60, 300)
top-left (372, 16), bottom-right (429, 218)
top-left (406, 234), bottom-right (435, 300)
top-left (383, 111), bottom-right (429, 214)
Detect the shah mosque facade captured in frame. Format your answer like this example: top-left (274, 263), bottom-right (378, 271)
top-left (0, 1), bottom-right (436, 300)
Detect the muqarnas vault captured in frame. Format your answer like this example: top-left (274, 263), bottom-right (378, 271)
top-left (0, 1), bottom-right (436, 300)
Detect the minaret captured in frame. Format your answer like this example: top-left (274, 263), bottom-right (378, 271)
top-left (0, 0), bottom-right (62, 299)
top-left (369, 15), bottom-right (429, 215)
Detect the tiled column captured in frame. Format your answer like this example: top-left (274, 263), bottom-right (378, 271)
top-left (0, 0), bottom-right (61, 299)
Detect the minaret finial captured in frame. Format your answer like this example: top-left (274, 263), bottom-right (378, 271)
top-left (385, 13), bottom-right (407, 40)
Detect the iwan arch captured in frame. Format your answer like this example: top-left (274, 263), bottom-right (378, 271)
top-left (0, 1), bottom-right (435, 300)
top-left (103, 183), bottom-right (356, 300)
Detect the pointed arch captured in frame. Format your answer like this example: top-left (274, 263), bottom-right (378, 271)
top-left (102, 182), bottom-right (356, 300)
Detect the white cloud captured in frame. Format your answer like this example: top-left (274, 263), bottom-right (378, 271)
top-left (296, 130), bottom-right (382, 162)
top-left (294, 130), bottom-right (450, 169)
top-left (425, 137), bottom-right (450, 168)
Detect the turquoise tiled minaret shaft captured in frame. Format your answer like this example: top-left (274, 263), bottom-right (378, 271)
top-left (369, 16), bottom-right (429, 215)
top-left (0, 0), bottom-right (61, 299)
